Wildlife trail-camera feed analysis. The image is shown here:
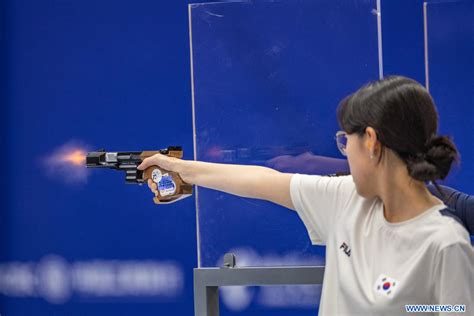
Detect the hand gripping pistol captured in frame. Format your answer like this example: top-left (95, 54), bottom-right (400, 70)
top-left (86, 146), bottom-right (192, 204)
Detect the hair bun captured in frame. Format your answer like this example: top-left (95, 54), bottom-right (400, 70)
top-left (407, 135), bottom-right (459, 181)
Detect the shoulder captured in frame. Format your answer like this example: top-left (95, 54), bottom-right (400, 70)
top-left (290, 174), bottom-right (356, 193)
top-left (290, 174), bottom-right (368, 218)
top-left (290, 174), bottom-right (374, 208)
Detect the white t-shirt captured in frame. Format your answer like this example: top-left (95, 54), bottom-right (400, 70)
top-left (290, 174), bottom-right (474, 316)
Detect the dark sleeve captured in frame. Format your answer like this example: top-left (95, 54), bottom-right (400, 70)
top-left (428, 184), bottom-right (474, 236)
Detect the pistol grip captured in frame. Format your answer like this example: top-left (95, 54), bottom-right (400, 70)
top-left (143, 166), bottom-right (192, 204)
top-left (143, 166), bottom-right (164, 182)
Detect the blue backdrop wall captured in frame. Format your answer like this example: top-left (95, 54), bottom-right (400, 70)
top-left (1, 1), bottom-right (197, 315)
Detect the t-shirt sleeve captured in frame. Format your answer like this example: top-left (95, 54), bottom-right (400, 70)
top-left (432, 242), bottom-right (474, 313)
top-left (289, 174), bottom-right (356, 245)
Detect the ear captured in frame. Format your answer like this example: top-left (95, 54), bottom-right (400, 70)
top-left (364, 127), bottom-right (378, 153)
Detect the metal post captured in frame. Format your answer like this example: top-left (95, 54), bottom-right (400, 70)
top-left (194, 272), bottom-right (219, 316)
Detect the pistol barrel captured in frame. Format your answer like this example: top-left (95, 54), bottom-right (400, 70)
top-left (85, 146), bottom-right (183, 184)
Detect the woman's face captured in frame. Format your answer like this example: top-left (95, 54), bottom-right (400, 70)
top-left (345, 132), bottom-right (378, 198)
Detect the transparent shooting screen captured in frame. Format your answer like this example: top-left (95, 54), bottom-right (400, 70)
top-left (189, 0), bottom-right (381, 268)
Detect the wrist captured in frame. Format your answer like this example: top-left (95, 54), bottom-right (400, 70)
top-left (174, 159), bottom-right (193, 184)
top-left (173, 157), bottom-right (185, 173)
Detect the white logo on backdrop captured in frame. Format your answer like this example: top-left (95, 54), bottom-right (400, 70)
top-left (37, 255), bottom-right (72, 304)
top-left (0, 254), bottom-right (184, 304)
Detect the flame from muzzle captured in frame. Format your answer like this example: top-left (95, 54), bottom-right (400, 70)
top-left (61, 149), bottom-right (87, 166)
top-left (42, 141), bottom-right (91, 184)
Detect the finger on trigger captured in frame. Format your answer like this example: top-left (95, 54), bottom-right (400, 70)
top-left (137, 157), bottom-right (149, 170)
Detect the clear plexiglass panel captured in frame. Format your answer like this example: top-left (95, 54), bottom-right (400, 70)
top-left (190, 0), bottom-right (382, 269)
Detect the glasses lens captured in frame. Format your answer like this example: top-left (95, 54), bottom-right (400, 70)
top-left (336, 132), bottom-right (347, 156)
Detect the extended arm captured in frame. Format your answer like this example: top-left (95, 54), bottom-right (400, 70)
top-left (137, 154), bottom-right (295, 210)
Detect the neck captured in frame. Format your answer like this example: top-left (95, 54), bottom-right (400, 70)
top-left (377, 164), bottom-right (442, 223)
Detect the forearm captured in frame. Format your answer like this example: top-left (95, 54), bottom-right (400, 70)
top-left (176, 160), bottom-right (280, 199)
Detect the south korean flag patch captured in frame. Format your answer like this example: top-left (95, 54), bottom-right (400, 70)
top-left (374, 274), bottom-right (398, 298)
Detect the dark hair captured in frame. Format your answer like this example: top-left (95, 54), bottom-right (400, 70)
top-left (336, 75), bottom-right (459, 183)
